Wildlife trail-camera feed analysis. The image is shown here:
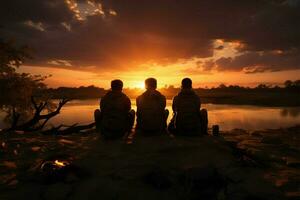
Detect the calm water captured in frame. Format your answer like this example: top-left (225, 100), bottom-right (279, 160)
top-left (1, 99), bottom-right (300, 131)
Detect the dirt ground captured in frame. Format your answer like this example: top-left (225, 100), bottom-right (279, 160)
top-left (1, 128), bottom-right (299, 200)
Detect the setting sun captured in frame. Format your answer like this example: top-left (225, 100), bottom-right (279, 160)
top-left (129, 81), bottom-right (145, 89)
top-left (135, 81), bottom-right (145, 89)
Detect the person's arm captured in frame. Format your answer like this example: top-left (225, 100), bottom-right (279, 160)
top-left (136, 96), bottom-right (140, 117)
top-left (172, 96), bottom-right (177, 112)
top-left (162, 95), bottom-right (166, 109)
top-left (199, 96), bottom-right (201, 109)
top-left (196, 95), bottom-right (201, 110)
top-left (125, 96), bottom-right (131, 112)
top-left (100, 97), bottom-right (104, 111)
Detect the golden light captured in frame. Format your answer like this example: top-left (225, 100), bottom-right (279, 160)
top-left (135, 81), bottom-right (145, 89)
top-left (129, 81), bottom-right (145, 89)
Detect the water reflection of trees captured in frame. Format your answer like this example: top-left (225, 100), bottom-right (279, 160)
top-left (280, 107), bottom-right (300, 117)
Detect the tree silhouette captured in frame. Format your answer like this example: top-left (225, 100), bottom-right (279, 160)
top-left (0, 39), bottom-right (95, 133)
top-left (0, 39), bottom-right (47, 109)
top-left (284, 80), bottom-right (293, 88)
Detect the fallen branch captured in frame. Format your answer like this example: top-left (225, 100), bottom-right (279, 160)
top-left (4, 97), bottom-right (96, 135)
top-left (7, 97), bottom-right (70, 132)
top-left (41, 122), bottom-right (95, 135)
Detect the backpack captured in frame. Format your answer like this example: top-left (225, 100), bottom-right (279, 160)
top-left (138, 94), bottom-right (165, 131)
top-left (175, 94), bottom-right (201, 132)
top-left (101, 94), bottom-right (128, 132)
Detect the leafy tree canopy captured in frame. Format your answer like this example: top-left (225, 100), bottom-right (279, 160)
top-left (0, 39), bottom-right (47, 108)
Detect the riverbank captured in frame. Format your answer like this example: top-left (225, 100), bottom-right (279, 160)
top-left (222, 126), bottom-right (300, 200)
top-left (0, 127), bottom-right (299, 199)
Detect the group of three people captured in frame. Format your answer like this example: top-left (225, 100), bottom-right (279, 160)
top-left (94, 78), bottom-right (208, 139)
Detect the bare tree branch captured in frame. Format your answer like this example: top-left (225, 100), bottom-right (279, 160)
top-left (31, 96), bottom-right (39, 111)
top-left (8, 97), bottom-right (70, 131)
top-left (5, 97), bottom-right (95, 134)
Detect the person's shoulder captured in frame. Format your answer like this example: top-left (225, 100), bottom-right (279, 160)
top-left (156, 90), bottom-right (166, 100)
top-left (105, 90), bottom-right (113, 95)
top-left (152, 90), bottom-right (161, 95)
top-left (136, 92), bottom-right (144, 102)
top-left (192, 90), bottom-right (200, 100)
top-left (121, 92), bottom-right (130, 100)
top-left (120, 91), bottom-right (128, 97)
top-left (101, 91), bottom-right (111, 99)
top-left (176, 90), bottom-right (185, 98)
top-left (173, 93), bottom-right (179, 100)
top-left (192, 90), bottom-right (199, 96)
top-left (137, 91), bottom-right (147, 98)
top-left (161, 92), bottom-right (166, 99)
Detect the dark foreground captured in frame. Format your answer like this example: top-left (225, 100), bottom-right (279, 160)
top-left (0, 127), bottom-right (300, 200)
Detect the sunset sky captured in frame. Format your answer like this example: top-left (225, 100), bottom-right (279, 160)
top-left (1, 0), bottom-right (300, 88)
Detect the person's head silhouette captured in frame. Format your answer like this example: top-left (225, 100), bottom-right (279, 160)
top-left (111, 79), bottom-right (123, 91)
top-left (145, 78), bottom-right (157, 90)
top-left (181, 78), bottom-right (192, 89)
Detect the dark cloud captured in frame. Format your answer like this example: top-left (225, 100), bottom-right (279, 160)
top-left (1, 0), bottom-right (300, 72)
top-left (215, 50), bottom-right (300, 73)
top-left (0, 1), bottom-right (74, 25)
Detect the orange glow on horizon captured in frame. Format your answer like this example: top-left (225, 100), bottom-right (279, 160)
top-left (17, 65), bottom-right (300, 89)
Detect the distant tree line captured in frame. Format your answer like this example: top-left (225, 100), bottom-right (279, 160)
top-left (284, 80), bottom-right (300, 89)
top-left (43, 80), bottom-right (300, 100)
top-left (47, 86), bottom-right (106, 99)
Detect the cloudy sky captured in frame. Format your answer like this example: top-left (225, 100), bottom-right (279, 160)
top-left (1, 0), bottom-right (300, 88)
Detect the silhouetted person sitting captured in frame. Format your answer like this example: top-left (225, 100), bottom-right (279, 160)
top-left (168, 78), bottom-right (208, 135)
top-left (94, 79), bottom-right (135, 139)
top-left (136, 78), bottom-right (169, 135)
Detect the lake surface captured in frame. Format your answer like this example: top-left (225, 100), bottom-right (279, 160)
top-left (1, 99), bottom-right (300, 131)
